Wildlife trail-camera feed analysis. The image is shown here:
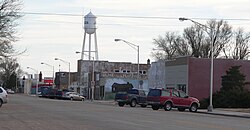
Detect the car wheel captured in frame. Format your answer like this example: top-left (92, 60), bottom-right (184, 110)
top-left (189, 103), bottom-right (198, 112)
top-left (82, 98), bottom-right (85, 101)
top-left (130, 99), bottom-right (137, 107)
top-left (140, 104), bottom-right (147, 108)
top-left (178, 108), bottom-right (185, 112)
top-left (0, 100), bottom-right (2, 108)
top-left (118, 102), bottom-right (125, 107)
top-left (152, 105), bottom-right (159, 110)
top-left (164, 102), bottom-right (172, 111)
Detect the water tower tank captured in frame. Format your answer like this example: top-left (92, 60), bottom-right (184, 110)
top-left (84, 12), bottom-right (97, 34)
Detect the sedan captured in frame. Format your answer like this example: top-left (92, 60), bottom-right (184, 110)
top-left (66, 92), bottom-right (85, 101)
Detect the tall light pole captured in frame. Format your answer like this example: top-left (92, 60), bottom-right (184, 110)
top-left (179, 17), bottom-right (214, 112)
top-left (114, 39), bottom-right (140, 80)
top-left (55, 58), bottom-right (71, 89)
top-left (41, 62), bottom-right (55, 86)
top-left (76, 51), bottom-right (95, 101)
top-left (27, 66), bottom-right (39, 96)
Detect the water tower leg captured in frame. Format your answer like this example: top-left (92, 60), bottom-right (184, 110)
top-left (89, 34), bottom-right (91, 60)
top-left (94, 32), bottom-right (98, 60)
top-left (81, 32), bottom-right (87, 60)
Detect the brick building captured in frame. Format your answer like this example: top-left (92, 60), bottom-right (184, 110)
top-left (148, 56), bottom-right (250, 100)
top-left (77, 60), bottom-right (151, 99)
top-left (54, 72), bottom-right (78, 90)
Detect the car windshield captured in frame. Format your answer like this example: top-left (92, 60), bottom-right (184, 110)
top-left (148, 89), bottom-right (161, 96)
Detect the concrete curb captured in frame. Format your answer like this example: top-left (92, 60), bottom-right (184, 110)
top-left (85, 100), bottom-right (116, 105)
top-left (197, 110), bottom-right (250, 119)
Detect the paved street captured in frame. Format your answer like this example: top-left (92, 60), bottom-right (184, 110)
top-left (1, 94), bottom-right (250, 130)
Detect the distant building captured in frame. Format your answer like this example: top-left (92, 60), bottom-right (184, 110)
top-left (54, 72), bottom-right (78, 90)
top-left (77, 60), bottom-right (151, 100)
top-left (148, 56), bottom-right (250, 100)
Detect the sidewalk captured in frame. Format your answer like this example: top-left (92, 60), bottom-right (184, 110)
top-left (198, 108), bottom-right (250, 119)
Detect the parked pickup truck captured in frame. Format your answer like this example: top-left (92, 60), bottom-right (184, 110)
top-left (115, 89), bottom-right (147, 107)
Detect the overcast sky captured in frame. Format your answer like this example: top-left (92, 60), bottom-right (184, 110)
top-left (16, 0), bottom-right (250, 77)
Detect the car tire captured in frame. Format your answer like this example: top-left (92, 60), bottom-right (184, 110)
top-left (178, 108), bottom-right (185, 112)
top-left (130, 99), bottom-right (137, 107)
top-left (82, 98), bottom-right (85, 101)
top-left (189, 103), bottom-right (198, 112)
top-left (118, 102), bottom-right (125, 107)
top-left (0, 99), bottom-right (2, 108)
top-left (164, 102), bottom-right (172, 111)
top-left (152, 105), bottom-right (159, 110)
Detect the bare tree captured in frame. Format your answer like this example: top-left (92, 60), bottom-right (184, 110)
top-left (0, 0), bottom-right (23, 86)
top-left (0, 57), bottom-right (19, 87)
top-left (206, 20), bottom-right (232, 58)
top-left (0, 0), bottom-right (22, 58)
top-left (182, 20), bottom-right (232, 58)
top-left (174, 35), bottom-right (190, 56)
top-left (183, 24), bottom-right (206, 58)
top-left (223, 28), bottom-right (250, 60)
top-left (151, 32), bottom-right (189, 60)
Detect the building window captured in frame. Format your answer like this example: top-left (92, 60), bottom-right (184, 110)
top-left (114, 69), bottom-right (120, 73)
top-left (139, 70), bottom-right (147, 75)
top-left (122, 70), bottom-right (131, 73)
top-left (177, 84), bottom-right (186, 93)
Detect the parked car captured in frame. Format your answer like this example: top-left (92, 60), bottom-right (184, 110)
top-left (56, 89), bottom-right (72, 99)
top-left (0, 87), bottom-right (8, 107)
top-left (115, 89), bottom-right (147, 107)
top-left (147, 88), bottom-right (200, 112)
top-left (65, 92), bottom-right (85, 101)
top-left (39, 86), bottom-right (52, 97)
top-left (6, 89), bottom-right (15, 94)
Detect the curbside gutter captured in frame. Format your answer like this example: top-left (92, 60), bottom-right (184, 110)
top-left (197, 109), bottom-right (250, 119)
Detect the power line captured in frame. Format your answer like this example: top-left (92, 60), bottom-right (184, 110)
top-left (21, 12), bottom-right (250, 21)
top-left (22, 12), bottom-right (83, 17)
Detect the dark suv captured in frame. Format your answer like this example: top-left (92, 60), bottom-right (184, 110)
top-left (147, 88), bottom-right (200, 112)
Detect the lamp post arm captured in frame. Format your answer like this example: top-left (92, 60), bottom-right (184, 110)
top-left (179, 17), bottom-right (211, 32)
top-left (121, 40), bottom-right (139, 51)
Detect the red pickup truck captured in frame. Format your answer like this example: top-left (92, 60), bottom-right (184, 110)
top-left (147, 88), bottom-right (200, 112)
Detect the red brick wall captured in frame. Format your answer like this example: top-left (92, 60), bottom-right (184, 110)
top-left (188, 57), bottom-right (250, 100)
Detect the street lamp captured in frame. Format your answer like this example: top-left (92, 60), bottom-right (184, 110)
top-left (55, 58), bottom-right (71, 89)
top-left (179, 17), bottom-right (214, 112)
top-left (114, 39), bottom-right (140, 80)
top-left (27, 66), bottom-right (39, 96)
top-left (41, 62), bottom-right (55, 86)
top-left (76, 51), bottom-right (95, 101)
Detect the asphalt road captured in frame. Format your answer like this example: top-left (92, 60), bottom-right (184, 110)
top-left (0, 94), bottom-right (249, 130)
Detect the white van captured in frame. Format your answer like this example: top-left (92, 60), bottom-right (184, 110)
top-left (0, 87), bottom-right (8, 107)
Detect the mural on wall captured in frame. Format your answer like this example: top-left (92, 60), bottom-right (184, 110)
top-left (104, 78), bottom-right (149, 93)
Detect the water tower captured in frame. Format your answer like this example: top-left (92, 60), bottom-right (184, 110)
top-left (81, 11), bottom-right (98, 60)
